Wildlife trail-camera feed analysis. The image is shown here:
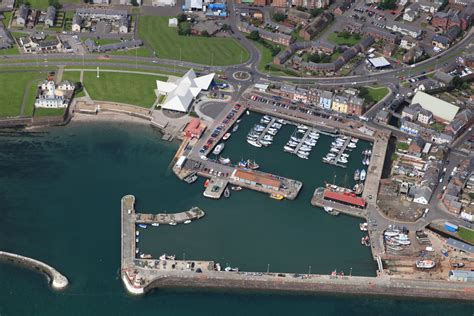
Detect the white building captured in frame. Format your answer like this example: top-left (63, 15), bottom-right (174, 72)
top-left (153, 0), bottom-right (176, 6)
top-left (168, 17), bottom-right (178, 27)
top-left (35, 80), bottom-right (75, 109)
top-left (156, 69), bottom-right (214, 113)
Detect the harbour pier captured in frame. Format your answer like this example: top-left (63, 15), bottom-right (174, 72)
top-left (323, 137), bottom-right (351, 169)
top-left (0, 251), bottom-right (68, 290)
top-left (203, 178), bottom-right (228, 199)
top-left (121, 197), bottom-right (474, 300)
top-left (293, 128), bottom-right (312, 153)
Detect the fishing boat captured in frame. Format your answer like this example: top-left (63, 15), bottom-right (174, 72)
top-left (138, 224), bottom-right (147, 229)
top-left (184, 220), bottom-right (192, 224)
top-left (360, 170), bottom-right (367, 181)
top-left (324, 206), bottom-right (340, 216)
top-left (224, 187), bottom-right (230, 198)
top-left (212, 143), bottom-right (225, 155)
top-left (151, 223), bottom-right (159, 227)
top-left (384, 229), bottom-right (400, 237)
top-left (184, 172), bottom-right (198, 184)
top-left (232, 124), bottom-right (239, 132)
top-left (354, 183), bottom-right (364, 195)
top-left (204, 179), bottom-right (210, 187)
top-left (270, 193), bottom-right (284, 200)
top-left (359, 222), bottom-right (368, 231)
top-left (219, 157), bottom-right (231, 165)
top-left (238, 159), bottom-right (248, 168)
top-left (354, 169), bottom-right (360, 181)
top-left (451, 262), bottom-right (465, 268)
top-left (361, 236), bottom-right (370, 247)
top-left (247, 160), bottom-right (259, 170)
top-left (247, 139), bottom-right (262, 147)
top-left (222, 133), bottom-right (231, 141)
top-left (140, 254), bottom-right (152, 259)
top-left (416, 259), bottom-right (435, 269)
top-left (231, 186), bottom-right (242, 191)
top-left (159, 254), bottom-right (176, 260)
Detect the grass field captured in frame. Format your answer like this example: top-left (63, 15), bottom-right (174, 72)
top-left (0, 72), bottom-right (45, 117)
top-left (253, 41), bottom-right (274, 72)
top-left (366, 86), bottom-right (390, 102)
top-left (110, 47), bottom-right (152, 57)
top-left (458, 227), bottom-right (474, 245)
top-left (34, 108), bottom-right (66, 117)
top-left (138, 16), bottom-right (249, 66)
top-left (62, 71), bottom-right (86, 98)
top-left (327, 33), bottom-right (361, 46)
top-left (82, 72), bottom-right (166, 107)
top-left (27, 0), bottom-right (49, 9)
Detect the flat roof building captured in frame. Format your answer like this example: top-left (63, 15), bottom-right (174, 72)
top-left (231, 169), bottom-right (281, 191)
top-left (411, 91), bottom-right (459, 123)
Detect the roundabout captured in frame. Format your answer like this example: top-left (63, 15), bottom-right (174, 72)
top-left (232, 71), bottom-right (251, 81)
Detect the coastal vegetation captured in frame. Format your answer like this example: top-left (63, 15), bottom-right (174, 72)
top-left (138, 16), bottom-right (249, 66)
top-left (82, 72), bottom-right (165, 108)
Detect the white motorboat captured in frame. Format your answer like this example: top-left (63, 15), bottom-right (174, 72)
top-left (184, 220), bottom-right (192, 224)
top-left (347, 143), bottom-right (357, 149)
top-left (351, 138), bottom-right (359, 143)
top-left (291, 136), bottom-right (301, 142)
top-left (416, 260), bottom-right (435, 269)
top-left (297, 129), bottom-right (307, 133)
top-left (360, 169), bottom-right (367, 181)
top-left (212, 143), bottom-right (225, 155)
top-left (272, 123), bottom-right (282, 129)
top-left (326, 153), bottom-right (336, 158)
top-left (297, 150), bottom-right (309, 156)
top-left (330, 148), bottom-right (340, 153)
top-left (263, 135), bottom-right (274, 141)
top-left (151, 223), bottom-right (159, 227)
top-left (283, 145), bottom-right (295, 152)
top-left (338, 158), bottom-right (348, 164)
top-left (254, 125), bottom-right (265, 132)
top-left (263, 115), bottom-right (272, 120)
top-left (219, 157), bottom-right (231, 165)
top-left (261, 118), bottom-right (271, 124)
top-left (297, 125), bottom-right (308, 130)
top-left (323, 157), bottom-right (334, 163)
top-left (259, 140), bottom-right (272, 146)
top-left (297, 153), bottom-right (309, 159)
top-left (247, 139), bottom-right (262, 147)
top-left (267, 130), bottom-right (277, 136)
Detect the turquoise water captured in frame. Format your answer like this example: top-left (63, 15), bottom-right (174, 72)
top-left (0, 120), bottom-right (472, 315)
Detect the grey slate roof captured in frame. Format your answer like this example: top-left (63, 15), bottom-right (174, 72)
top-left (446, 238), bottom-right (474, 254)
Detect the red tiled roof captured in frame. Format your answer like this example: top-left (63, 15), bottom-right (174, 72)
top-left (323, 190), bottom-right (366, 208)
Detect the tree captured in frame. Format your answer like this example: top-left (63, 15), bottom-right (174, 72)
top-left (378, 0), bottom-right (397, 10)
top-left (308, 53), bottom-right (321, 63)
top-left (273, 12), bottom-right (286, 22)
top-left (452, 76), bottom-right (468, 90)
top-left (221, 24), bottom-right (230, 31)
top-left (248, 30), bottom-right (260, 41)
top-left (177, 13), bottom-right (187, 23)
top-left (270, 45), bottom-right (281, 57)
top-left (178, 21), bottom-right (191, 35)
top-left (310, 8), bottom-right (324, 17)
top-left (48, 0), bottom-right (62, 9)
top-left (354, 33), bottom-right (361, 40)
top-left (201, 30), bottom-right (210, 37)
top-left (130, 0), bottom-right (139, 6)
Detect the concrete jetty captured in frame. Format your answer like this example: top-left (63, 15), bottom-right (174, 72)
top-left (256, 117), bottom-right (277, 143)
top-left (0, 251), bottom-right (68, 290)
top-left (203, 178), bottom-right (228, 199)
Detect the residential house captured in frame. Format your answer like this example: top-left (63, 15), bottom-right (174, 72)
top-left (403, 45), bottom-right (424, 64)
top-left (307, 88), bottom-right (321, 105)
top-left (363, 27), bottom-right (399, 44)
top-left (279, 84), bottom-right (297, 99)
top-left (383, 43), bottom-right (396, 57)
top-left (72, 14), bottom-right (82, 32)
top-left (431, 132), bottom-right (454, 144)
top-left (45, 6), bottom-right (56, 27)
top-left (0, 26), bottom-right (14, 50)
top-left (400, 118), bottom-right (421, 135)
top-left (417, 108), bottom-right (433, 124)
top-left (401, 103), bottom-right (422, 121)
top-left (344, 21), bottom-right (363, 34)
top-left (385, 22), bottom-right (422, 39)
top-left (287, 9), bottom-right (312, 26)
top-left (348, 96), bottom-right (364, 116)
top-left (16, 5), bottom-right (29, 27)
top-left (432, 26), bottom-right (460, 49)
top-left (319, 90), bottom-right (333, 109)
top-left (191, 21), bottom-right (220, 36)
top-left (445, 109), bottom-right (473, 136)
top-left (376, 109), bottom-right (391, 123)
top-left (332, 95), bottom-right (349, 114)
top-left (410, 186), bottom-right (432, 204)
top-left (35, 80), bottom-right (75, 109)
top-left (414, 0), bottom-right (444, 13)
top-left (408, 137), bottom-right (426, 155)
top-left (403, 4), bottom-right (420, 22)
top-left (400, 37), bottom-right (417, 50)
top-left (298, 12), bottom-right (333, 40)
top-left (119, 16), bottom-right (129, 34)
top-left (271, 0), bottom-right (287, 7)
top-left (293, 87), bottom-right (308, 103)
top-left (238, 22), bottom-right (293, 46)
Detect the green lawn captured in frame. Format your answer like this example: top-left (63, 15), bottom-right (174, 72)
top-left (0, 72), bottom-right (46, 117)
top-left (366, 86), bottom-right (390, 102)
top-left (110, 47), bottom-right (152, 57)
top-left (82, 72), bottom-right (166, 107)
top-left (327, 32), bottom-right (361, 46)
top-left (62, 71), bottom-right (85, 98)
top-left (34, 108), bottom-right (66, 117)
top-left (431, 122), bottom-right (445, 132)
top-left (24, 81), bottom-right (41, 117)
top-left (27, 0), bottom-right (50, 9)
top-left (0, 46), bottom-right (21, 55)
top-left (458, 227), bottom-right (474, 245)
top-left (253, 41), bottom-right (274, 72)
top-left (2, 12), bottom-right (12, 27)
top-left (138, 16), bottom-right (249, 66)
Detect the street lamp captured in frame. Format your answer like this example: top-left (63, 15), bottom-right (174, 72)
top-left (267, 263), bottom-right (270, 273)
top-left (308, 265), bottom-right (312, 275)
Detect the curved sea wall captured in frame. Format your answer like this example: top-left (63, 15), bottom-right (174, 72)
top-left (0, 251), bottom-right (69, 290)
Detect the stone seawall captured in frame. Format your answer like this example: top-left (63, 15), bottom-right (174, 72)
top-left (145, 275), bottom-right (474, 301)
top-left (0, 251), bottom-right (68, 290)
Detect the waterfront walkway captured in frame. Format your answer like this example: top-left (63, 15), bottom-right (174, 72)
top-left (0, 251), bottom-right (68, 290)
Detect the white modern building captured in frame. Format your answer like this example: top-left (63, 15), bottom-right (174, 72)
top-left (156, 69), bottom-right (214, 113)
top-left (35, 80), bottom-right (75, 109)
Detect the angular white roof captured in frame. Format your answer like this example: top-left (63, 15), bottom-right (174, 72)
top-left (156, 69), bottom-right (215, 112)
top-left (368, 57), bottom-right (391, 68)
top-left (411, 91), bottom-right (459, 122)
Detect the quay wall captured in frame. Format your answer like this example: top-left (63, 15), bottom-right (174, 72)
top-left (0, 251), bottom-right (68, 290)
top-left (144, 275), bottom-right (474, 301)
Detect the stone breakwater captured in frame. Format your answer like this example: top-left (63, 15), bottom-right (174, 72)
top-left (0, 251), bottom-right (69, 290)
